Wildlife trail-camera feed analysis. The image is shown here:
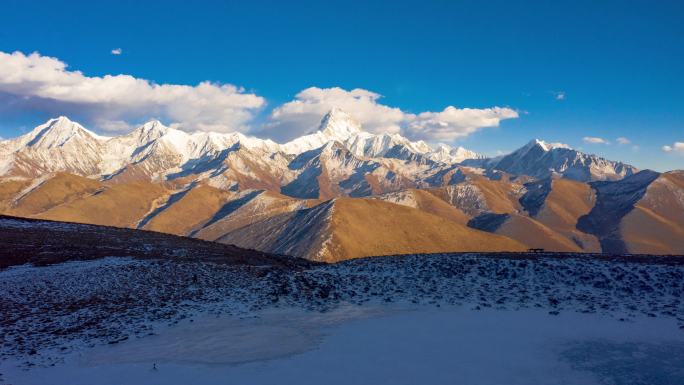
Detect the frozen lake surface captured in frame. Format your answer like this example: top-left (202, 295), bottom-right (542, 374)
top-left (3, 305), bottom-right (683, 385)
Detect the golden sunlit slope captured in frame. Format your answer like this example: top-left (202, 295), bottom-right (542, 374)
top-left (533, 178), bottom-right (601, 252)
top-left (219, 198), bottom-right (527, 262)
top-left (496, 214), bottom-right (583, 252)
top-left (620, 171), bottom-right (684, 254)
top-left (35, 181), bottom-right (168, 228)
top-left (140, 184), bottom-right (236, 235)
top-left (7, 173), bottom-right (103, 217)
top-left (328, 198), bottom-right (527, 262)
top-left (0, 178), bottom-right (32, 212)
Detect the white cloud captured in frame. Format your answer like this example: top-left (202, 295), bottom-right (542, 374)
top-left (554, 91), bottom-right (566, 101)
top-left (266, 87), bottom-right (518, 142)
top-left (111, 48), bottom-right (122, 55)
top-left (662, 142), bottom-right (684, 153)
top-left (406, 106), bottom-right (518, 141)
top-left (0, 51), bottom-right (265, 133)
top-left (583, 136), bottom-right (609, 145)
top-left (616, 137), bottom-right (630, 145)
top-left (96, 119), bottom-right (133, 132)
top-left (0, 52), bottom-right (519, 141)
top-left (269, 87), bottom-right (405, 138)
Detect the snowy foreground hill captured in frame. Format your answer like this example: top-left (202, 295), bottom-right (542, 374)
top-left (1, 217), bottom-right (683, 385)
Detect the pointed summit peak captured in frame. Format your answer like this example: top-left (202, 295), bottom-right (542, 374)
top-left (52, 115), bottom-right (73, 124)
top-left (521, 139), bottom-right (571, 153)
top-left (435, 143), bottom-right (451, 152)
top-left (316, 107), bottom-right (363, 139)
top-left (132, 120), bottom-right (172, 142)
top-left (139, 119), bottom-right (168, 133)
top-left (25, 116), bottom-right (98, 149)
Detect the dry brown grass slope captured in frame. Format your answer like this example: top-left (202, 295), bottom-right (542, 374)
top-left (468, 176), bottom-right (523, 214)
top-left (35, 181), bottom-right (169, 228)
top-left (533, 178), bottom-right (601, 252)
top-left (327, 198), bottom-right (527, 262)
top-left (496, 214), bottom-right (583, 252)
top-left (0, 178), bottom-right (32, 212)
top-left (621, 171), bottom-right (684, 254)
top-left (220, 198), bottom-right (527, 262)
top-left (7, 173), bottom-right (103, 217)
top-left (141, 184), bottom-right (236, 235)
top-left (411, 189), bottom-right (471, 224)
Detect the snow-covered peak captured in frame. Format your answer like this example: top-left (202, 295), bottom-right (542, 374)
top-left (450, 146), bottom-right (484, 162)
top-left (412, 140), bottom-right (431, 153)
top-left (20, 116), bottom-right (104, 150)
top-left (435, 143), bottom-right (451, 153)
top-left (131, 120), bottom-right (173, 143)
top-left (523, 139), bottom-right (571, 153)
top-left (281, 109), bottom-right (362, 155)
top-left (425, 143), bottom-right (484, 163)
top-left (316, 108), bottom-right (363, 139)
top-left (489, 138), bottom-right (635, 181)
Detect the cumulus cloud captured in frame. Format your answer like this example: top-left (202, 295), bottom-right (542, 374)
top-left (406, 106), bottom-right (519, 141)
top-left (0, 51), bottom-right (265, 133)
top-left (616, 137), bottom-right (630, 145)
top-left (96, 119), bottom-right (133, 132)
top-left (662, 142), bottom-right (684, 153)
top-left (268, 87), bottom-right (405, 138)
top-left (0, 52), bottom-right (519, 141)
top-left (554, 91), bottom-right (566, 101)
top-left (583, 136), bottom-right (609, 145)
top-left (266, 87), bottom-right (518, 142)
top-left (111, 48), bottom-right (122, 55)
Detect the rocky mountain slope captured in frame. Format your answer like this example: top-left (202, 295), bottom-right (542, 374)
top-left (217, 198), bottom-right (526, 262)
top-left (0, 110), bottom-right (634, 191)
top-left (465, 139), bottom-right (638, 181)
top-left (0, 110), bottom-right (681, 259)
top-left (1, 167), bottom-right (682, 258)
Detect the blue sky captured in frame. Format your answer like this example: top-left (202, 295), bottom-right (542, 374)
top-left (0, 0), bottom-right (682, 170)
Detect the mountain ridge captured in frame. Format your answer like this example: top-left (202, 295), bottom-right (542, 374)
top-left (2, 110), bottom-right (681, 260)
top-left (1, 111), bottom-right (641, 190)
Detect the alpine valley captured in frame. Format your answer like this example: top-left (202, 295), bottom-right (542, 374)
top-left (1, 108), bottom-right (682, 261)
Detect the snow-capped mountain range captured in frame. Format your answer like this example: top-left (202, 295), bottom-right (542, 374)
top-left (466, 138), bottom-right (637, 181)
top-left (0, 108), bottom-right (638, 196)
top-left (1, 110), bottom-right (682, 257)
